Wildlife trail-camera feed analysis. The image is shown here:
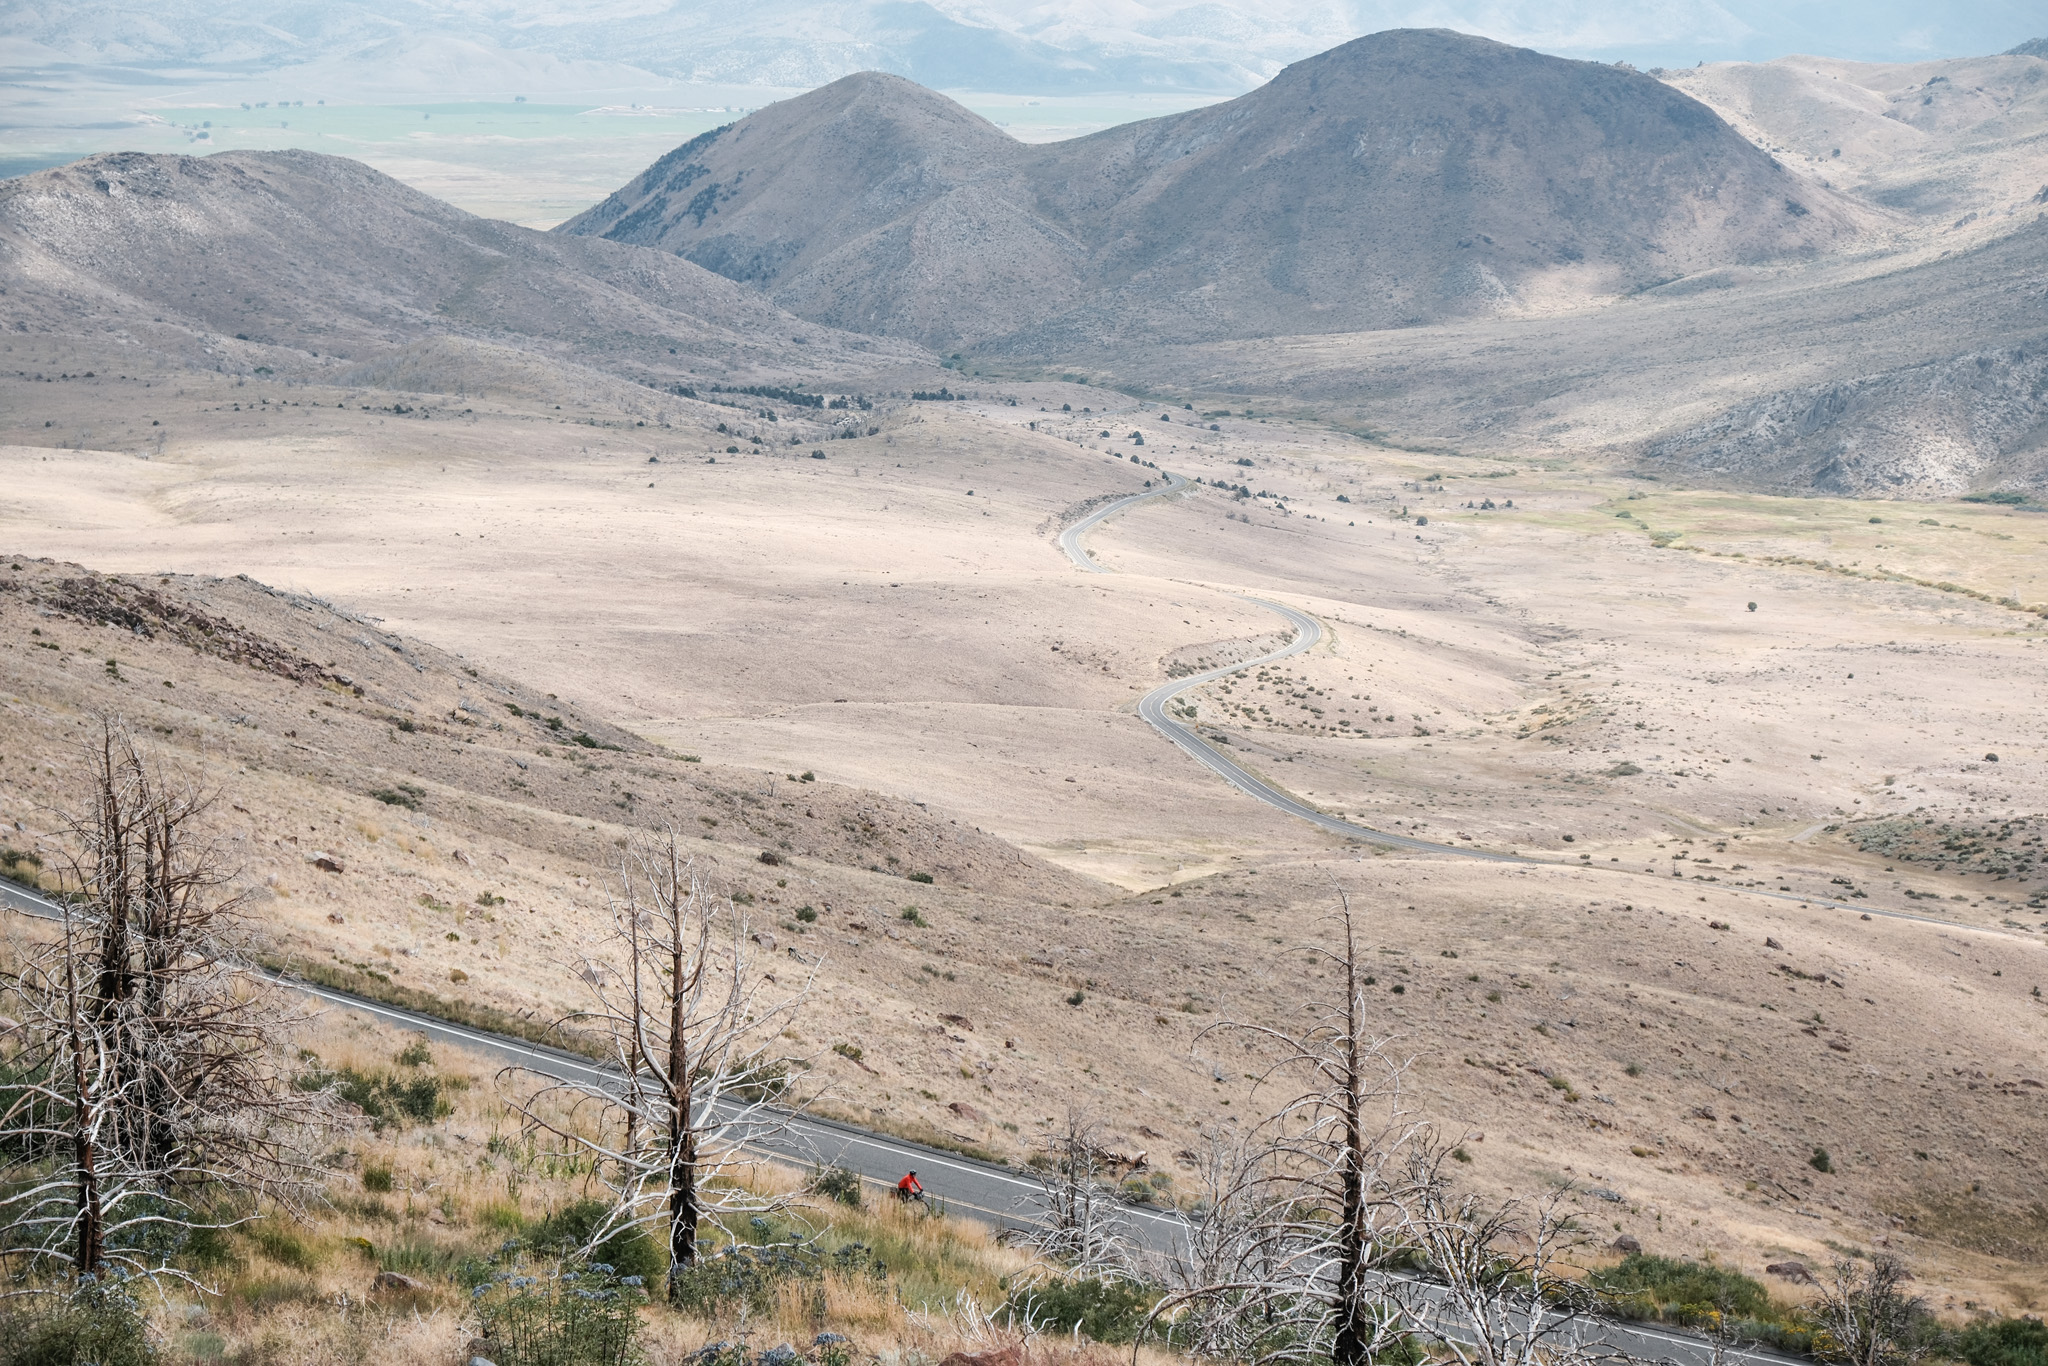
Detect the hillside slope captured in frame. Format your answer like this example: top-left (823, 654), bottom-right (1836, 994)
top-left (4, 551), bottom-right (2044, 1309)
top-left (561, 29), bottom-right (1871, 350)
top-left (1659, 49), bottom-right (2048, 232)
top-left (0, 149), bottom-right (936, 394)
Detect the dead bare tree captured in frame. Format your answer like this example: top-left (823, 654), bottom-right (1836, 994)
top-left (1144, 1123), bottom-right (1317, 1362)
top-left (1144, 896), bottom-right (1644, 1366)
top-left (1140, 898), bottom-right (1420, 1366)
top-left (1809, 1255), bottom-right (1928, 1366)
top-left (1385, 1140), bottom-right (1612, 1366)
top-left (0, 717), bottom-right (331, 1282)
top-left (509, 830), bottom-right (810, 1305)
top-left (1009, 1110), bottom-right (1141, 1282)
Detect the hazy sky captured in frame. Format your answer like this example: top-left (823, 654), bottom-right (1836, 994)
top-left (960, 0), bottom-right (2048, 67)
top-left (8, 0), bottom-right (2041, 101)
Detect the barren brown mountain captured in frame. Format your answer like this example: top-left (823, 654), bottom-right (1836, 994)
top-left (0, 148), bottom-right (937, 398)
top-left (562, 29), bottom-right (1870, 350)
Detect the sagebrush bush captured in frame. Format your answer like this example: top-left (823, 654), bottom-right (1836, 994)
top-left (0, 1279), bottom-right (157, 1366)
top-left (1004, 1277), bottom-right (1157, 1344)
top-left (527, 1199), bottom-right (666, 1284)
top-left (1959, 1317), bottom-right (2048, 1366)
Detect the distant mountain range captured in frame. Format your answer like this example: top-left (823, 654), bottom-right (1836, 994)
top-left (6, 26), bottom-right (2044, 498)
top-left (1, 0), bottom-right (1288, 96)
top-left (559, 29), bottom-right (1870, 350)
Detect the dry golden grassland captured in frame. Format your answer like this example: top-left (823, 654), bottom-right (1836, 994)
top-left (3, 368), bottom-right (2046, 1317)
top-left (80, 1005), bottom-right (1081, 1366)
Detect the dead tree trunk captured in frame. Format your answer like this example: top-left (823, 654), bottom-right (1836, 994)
top-left (509, 829), bottom-right (809, 1306)
top-left (0, 717), bottom-right (331, 1285)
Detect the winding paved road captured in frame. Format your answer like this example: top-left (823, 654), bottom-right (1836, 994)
top-left (1055, 467), bottom-right (2031, 937)
top-left (0, 468), bottom-right (2009, 1366)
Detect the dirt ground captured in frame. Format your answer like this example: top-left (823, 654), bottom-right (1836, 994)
top-left (2, 365), bottom-right (2045, 1312)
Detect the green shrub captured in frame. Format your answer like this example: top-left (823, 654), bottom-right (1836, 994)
top-left (907, 871), bottom-right (934, 884)
top-left (667, 1241), bottom-right (884, 1319)
top-left (808, 1165), bottom-right (864, 1208)
top-left (0, 846), bottom-right (45, 891)
top-left (297, 1052), bottom-right (459, 1130)
top-left (1594, 1254), bottom-right (1772, 1321)
top-left (250, 1222), bottom-right (320, 1272)
top-left (473, 1264), bottom-right (647, 1366)
top-left (179, 1224), bottom-right (242, 1270)
top-left (527, 1199), bottom-right (666, 1283)
top-left (0, 1280), bottom-right (157, 1366)
top-left (381, 1234), bottom-right (470, 1279)
top-left (362, 1164), bottom-right (395, 1193)
top-left (1005, 1277), bottom-right (1158, 1344)
top-left (1809, 1146), bottom-right (1833, 1173)
top-left (1959, 1317), bottom-right (2048, 1366)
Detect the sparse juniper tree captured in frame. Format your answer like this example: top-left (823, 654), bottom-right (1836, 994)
top-left (0, 718), bottom-right (331, 1282)
top-left (510, 830), bottom-right (810, 1304)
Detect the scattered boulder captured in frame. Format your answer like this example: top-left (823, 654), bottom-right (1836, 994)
top-left (372, 1270), bottom-right (424, 1293)
top-left (1587, 1187), bottom-right (1625, 1203)
top-left (948, 1101), bottom-right (984, 1123)
top-left (1612, 1234), bottom-right (1643, 1255)
top-left (938, 1013), bottom-right (974, 1031)
top-left (752, 931), bottom-right (777, 953)
top-left (312, 856), bottom-right (344, 874)
top-left (937, 1348), bottom-right (1024, 1366)
top-left (1766, 1261), bottom-right (1814, 1283)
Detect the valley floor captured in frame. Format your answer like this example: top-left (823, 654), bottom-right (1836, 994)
top-left (2, 369), bottom-right (2045, 1315)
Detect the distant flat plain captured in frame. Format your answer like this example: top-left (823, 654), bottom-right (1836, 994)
top-left (0, 90), bottom-right (1224, 226)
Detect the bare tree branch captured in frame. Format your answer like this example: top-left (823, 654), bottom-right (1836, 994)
top-left (1809, 1255), bottom-right (1928, 1366)
top-left (0, 716), bottom-right (335, 1286)
top-left (506, 829), bottom-right (811, 1305)
top-left (1008, 1110), bottom-right (1142, 1283)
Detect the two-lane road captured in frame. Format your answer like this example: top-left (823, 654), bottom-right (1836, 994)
top-left (0, 878), bottom-right (1787, 1366)
top-left (1055, 467), bottom-right (2031, 936)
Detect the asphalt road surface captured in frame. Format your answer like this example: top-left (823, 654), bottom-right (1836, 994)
top-left (0, 877), bottom-right (1788, 1366)
top-left (1054, 468), bottom-right (2025, 938)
